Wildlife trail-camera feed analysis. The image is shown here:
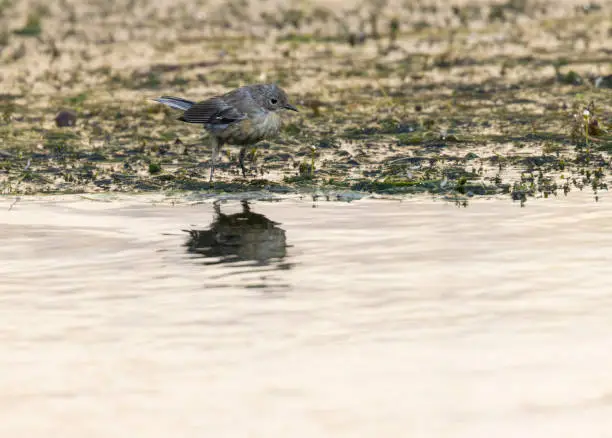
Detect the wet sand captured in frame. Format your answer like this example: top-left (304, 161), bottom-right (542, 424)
top-left (1, 193), bottom-right (611, 436)
top-left (1, 0), bottom-right (610, 197)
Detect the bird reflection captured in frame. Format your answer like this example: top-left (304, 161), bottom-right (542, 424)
top-left (184, 200), bottom-right (288, 265)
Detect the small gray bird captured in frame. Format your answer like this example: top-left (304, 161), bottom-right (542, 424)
top-left (153, 83), bottom-right (298, 182)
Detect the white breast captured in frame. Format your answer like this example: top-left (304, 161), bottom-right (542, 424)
top-left (257, 112), bottom-right (282, 137)
top-left (217, 111), bottom-right (283, 145)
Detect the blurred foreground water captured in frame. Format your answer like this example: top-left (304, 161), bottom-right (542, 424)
top-left (1, 194), bottom-right (611, 437)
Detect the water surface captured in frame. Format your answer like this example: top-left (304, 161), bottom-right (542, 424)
top-left (1, 194), bottom-right (611, 437)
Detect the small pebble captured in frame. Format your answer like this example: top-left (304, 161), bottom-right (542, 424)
top-left (55, 110), bottom-right (77, 127)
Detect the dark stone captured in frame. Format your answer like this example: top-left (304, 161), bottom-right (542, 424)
top-left (54, 110), bottom-right (77, 127)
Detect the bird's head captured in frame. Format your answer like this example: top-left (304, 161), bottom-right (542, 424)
top-left (251, 84), bottom-right (298, 112)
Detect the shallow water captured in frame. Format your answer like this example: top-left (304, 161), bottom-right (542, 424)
top-left (1, 193), bottom-right (612, 437)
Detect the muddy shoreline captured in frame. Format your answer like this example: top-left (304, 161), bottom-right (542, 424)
top-left (0, 0), bottom-right (610, 202)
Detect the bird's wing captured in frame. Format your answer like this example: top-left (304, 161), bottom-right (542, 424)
top-left (178, 97), bottom-right (246, 125)
top-left (220, 87), bottom-right (266, 117)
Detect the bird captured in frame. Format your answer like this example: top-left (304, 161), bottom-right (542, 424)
top-left (153, 83), bottom-right (298, 183)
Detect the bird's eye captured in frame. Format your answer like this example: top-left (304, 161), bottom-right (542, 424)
top-left (270, 98), bottom-right (278, 105)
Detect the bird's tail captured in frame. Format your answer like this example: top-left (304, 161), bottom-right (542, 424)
top-left (152, 96), bottom-right (195, 111)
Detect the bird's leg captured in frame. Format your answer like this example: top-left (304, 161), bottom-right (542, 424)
top-left (210, 138), bottom-right (221, 184)
top-left (237, 146), bottom-right (257, 178)
top-left (239, 146), bottom-right (247, 178)
top-left (251, 146), bottom-right (259, 174)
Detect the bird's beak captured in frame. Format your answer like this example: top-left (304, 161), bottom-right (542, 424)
top-left (284, 104), bottom-right (299, 112)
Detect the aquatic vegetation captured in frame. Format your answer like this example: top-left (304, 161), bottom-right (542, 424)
top-left (13, 12), bottom-right (42, 37)
top-left (148, 162), bottom-right (162, 174)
